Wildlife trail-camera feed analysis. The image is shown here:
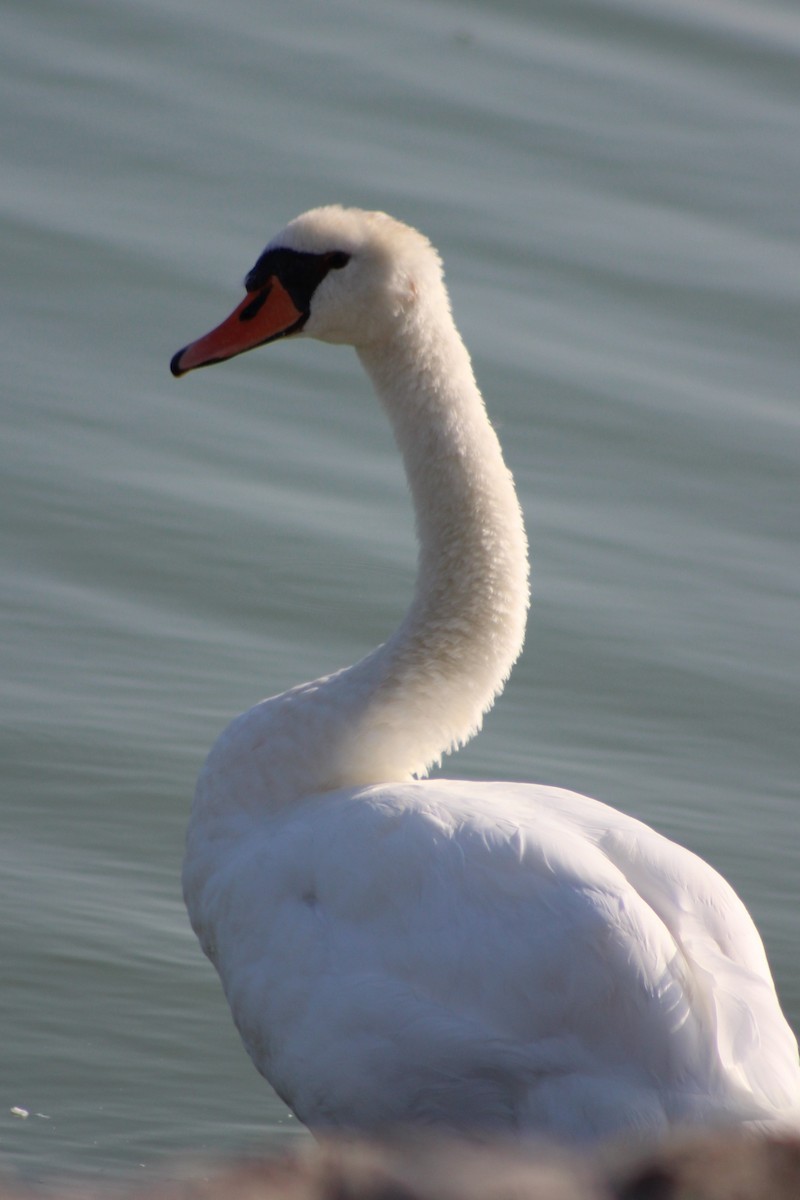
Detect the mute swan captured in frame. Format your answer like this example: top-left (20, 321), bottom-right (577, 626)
top-left (171, 206), bottom-right (800, 1141)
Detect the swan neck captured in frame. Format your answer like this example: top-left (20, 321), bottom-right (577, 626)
top-left (342, 316), bottom-right (529, 781)
top-left (194, 306), bottom-right (530, 818)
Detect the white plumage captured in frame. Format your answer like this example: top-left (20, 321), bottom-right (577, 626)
top-left (175, 206), bottom-right (800, 1141)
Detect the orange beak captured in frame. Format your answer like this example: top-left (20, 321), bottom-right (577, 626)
top-left (170, 277), bottom-right (304, 377)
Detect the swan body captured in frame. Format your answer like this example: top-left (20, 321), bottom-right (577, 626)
top-left (172, 206), bottom-right (800, 1141)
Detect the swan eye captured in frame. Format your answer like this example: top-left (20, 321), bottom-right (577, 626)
top-left (327, 251), bottom-right (350, 270)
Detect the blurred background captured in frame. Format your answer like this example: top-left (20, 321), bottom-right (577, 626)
top-left (2, 0), bottom-right (798, 1185)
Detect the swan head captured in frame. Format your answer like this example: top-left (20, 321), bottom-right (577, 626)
top-left (171, 206), bottom-right (448, 376)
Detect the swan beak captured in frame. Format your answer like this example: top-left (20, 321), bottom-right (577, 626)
top-left (170, 278), bottom-right (304, 377)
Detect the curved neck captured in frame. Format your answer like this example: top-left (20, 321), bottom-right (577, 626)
top-left (324, 309), bottom-right (529, 785)
top-left (197, 304), bottom-right (530, 820)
